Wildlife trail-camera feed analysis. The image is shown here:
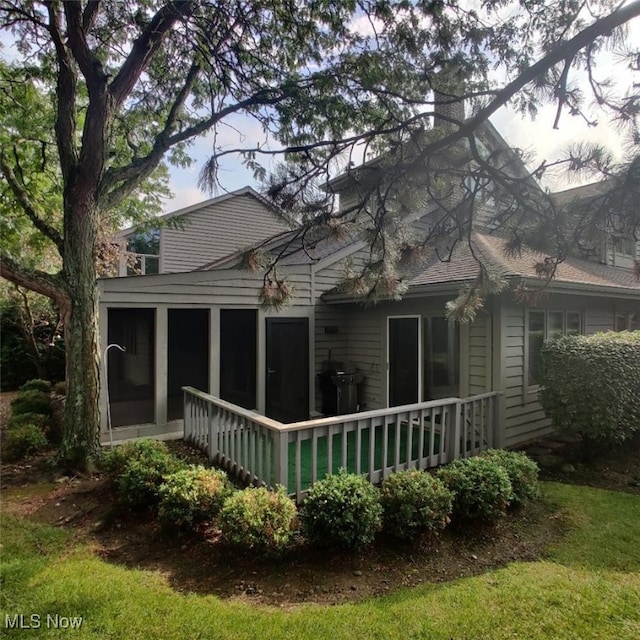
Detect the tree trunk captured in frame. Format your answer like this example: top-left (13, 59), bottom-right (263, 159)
top-left (59, 198), bottom-right (101, 468)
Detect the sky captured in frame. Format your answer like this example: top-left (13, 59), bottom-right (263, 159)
top-left (1, 3), bottom-right (637, 216)
top-left (165, 12), bottom-right (640, 216)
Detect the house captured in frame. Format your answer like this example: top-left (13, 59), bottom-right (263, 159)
top-left (114, 186), bottom-right (290, 276)
top-left (98, 121), bottom-right (639, 496)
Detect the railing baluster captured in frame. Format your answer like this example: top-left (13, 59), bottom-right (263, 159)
top-left (356, 420), bottom-right (362, 475)
top-left (295, 433), bottom-right (302, 500)
top-left (368, 418), bottom-right (375, 482)
top-left (327, 425), bottom-right (333, 475)
top-left (393, 413), bottom-right (402, 471)
top-left (417, 409), bottom-right (425, 470)
top-left (406, 410), bottom-right (414, 469)
top-left (311, 429), bottom-right (318, 485)
top-left (382, 417), bottom-right (390, 478)
top-left (181, 387), bottom-right (502, 504)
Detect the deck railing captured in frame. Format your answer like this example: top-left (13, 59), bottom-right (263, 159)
top-left (183, 387), bottom-right (500, 502)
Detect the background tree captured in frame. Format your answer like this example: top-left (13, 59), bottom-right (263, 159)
top-left (0, 0), bottom-right (638, 467)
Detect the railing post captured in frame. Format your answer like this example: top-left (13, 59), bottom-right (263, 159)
top-left (493, 393), bottom-right (504, 449)
top-left (207, 403), bottom-right (215, 461)
top-left (273, 428), bottom-right (289, 491)
top-left (183, 389), bottom-right (192, 442)
top-left (448, 400), bottom-right (462, 461)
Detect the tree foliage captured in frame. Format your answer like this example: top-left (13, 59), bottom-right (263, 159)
top-left (0, 0), bottom-right (638, 465)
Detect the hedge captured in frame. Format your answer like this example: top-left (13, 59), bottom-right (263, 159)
top-left (540, 331), bottom-right (640, 444)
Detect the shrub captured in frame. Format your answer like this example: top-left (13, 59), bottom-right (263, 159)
top-left (53, 381), bottom-right (67, 396)
top-left (102, 438), bottom-right (172, 476)
top-left (19, 379), bottom-right (52, 394)
top-left (479, 449), bottom-right (540, 507)
top-left (104, 439), bottom-right (182, 507)
top-left (436, 457), bottom-right (512, 523)
top-left (3, 423), bottom-right (48, 461)
top-left (158, 466), bottom-right (232, 529)
top-left (380, 469), bottom-right (453, 539)
top-left (540, 331), bottom-right (640, 444)
top-left (219, 486), bottom-right (297, 553)
top-left (6, 412), bottom-right (50, 432)
top-left (10, 390), bottom-right (52, 417)
top-left (300, 470), bottom-right (382, 550)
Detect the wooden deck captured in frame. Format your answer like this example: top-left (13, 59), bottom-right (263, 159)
top-left (183, 387), bottom-right (501, 502)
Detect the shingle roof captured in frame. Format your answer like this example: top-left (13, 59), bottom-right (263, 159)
top-left (551, 181), bottom-right (610, 206)
top-left (406, 233), bottom-right (640, 292)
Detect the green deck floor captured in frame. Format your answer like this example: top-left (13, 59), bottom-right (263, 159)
top-left (286, 424), bottom-right (443, 490)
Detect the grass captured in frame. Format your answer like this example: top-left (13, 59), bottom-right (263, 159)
top-left (1, 482), bottom-right (639, 639)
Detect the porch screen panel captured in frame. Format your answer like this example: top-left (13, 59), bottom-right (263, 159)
top-left (107, 308), bottom-right (155, 427)
top-left (388, 317), bottom-right (419, 407)
top-left (167, 309), bottom-right (210, 421)
top-left (220, 309), bottom-right (257, 409)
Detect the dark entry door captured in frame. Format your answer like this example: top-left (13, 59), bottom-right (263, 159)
top-left (266, 318), bottom-right (309, 422)
top-left (388, 316), bottom-right (419, 407)
top-left (167, 309), bottom-right (209, 421)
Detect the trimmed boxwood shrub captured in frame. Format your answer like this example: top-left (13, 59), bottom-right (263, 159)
top-left (380, 469), bottom-right (453, 539)
top-left (158, 466), bottom-right (232, 529)
top-left (436, 457), bottom-right (512, 523)
top-left (540, 331), bottom-right (640, 444)
top-left (6, 412), bottom-right (50, 432)
top-left (10, 390), bottom-right (52, 417)
top-left (300, 470), bottom-right (382, 550)
top-left (3, 423), bottom-right (48, 461)
top-left (479, 449), bottom-right (540, 507)
top-left (19, 379), bottom-right (52, 394)
top-left (103, 439), bottom-right (183, 507)
top-left (102, 438), bottom-right (172, 476)
top-left (219, 486), bottom-right (297, 553)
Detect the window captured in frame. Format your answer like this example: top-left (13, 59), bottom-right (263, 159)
top-left (614, 238), bottom-right (635, 257)
top-left (463, 174), bottom-right (495, 207)
top-left (527, 311), bottom-right (546, 386)
top-left (615, 313), bottom-right (639, 332)
top-left (527, 310), bottom-right (582, 387)
top-left (566, 312), bottom-right (581, 336)
top-left (126, 229), bottom-right (160, 275)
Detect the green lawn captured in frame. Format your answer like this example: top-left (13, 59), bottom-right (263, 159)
top-left (1, 483), bottom-right (639, 639)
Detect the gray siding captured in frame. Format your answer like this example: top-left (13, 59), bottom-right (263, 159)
top-left (313, 263), bottom-right (350, 411)
top-left (161, 194), bottom-right (288, 273)
top-left (467, 313), bottom-right (491, 395)
top-left (346, 305), bottom-right (384, 411)
top-left (342, 296), bottom-right (460, 412)
top-left (501, 306), bottom-right (552, 447)
top-left (500, 294), bottom-right (638, 447)
top-left (584, 308), bottom-right (615, 334)
top-left (100, 265), bottom-right (313, 307)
